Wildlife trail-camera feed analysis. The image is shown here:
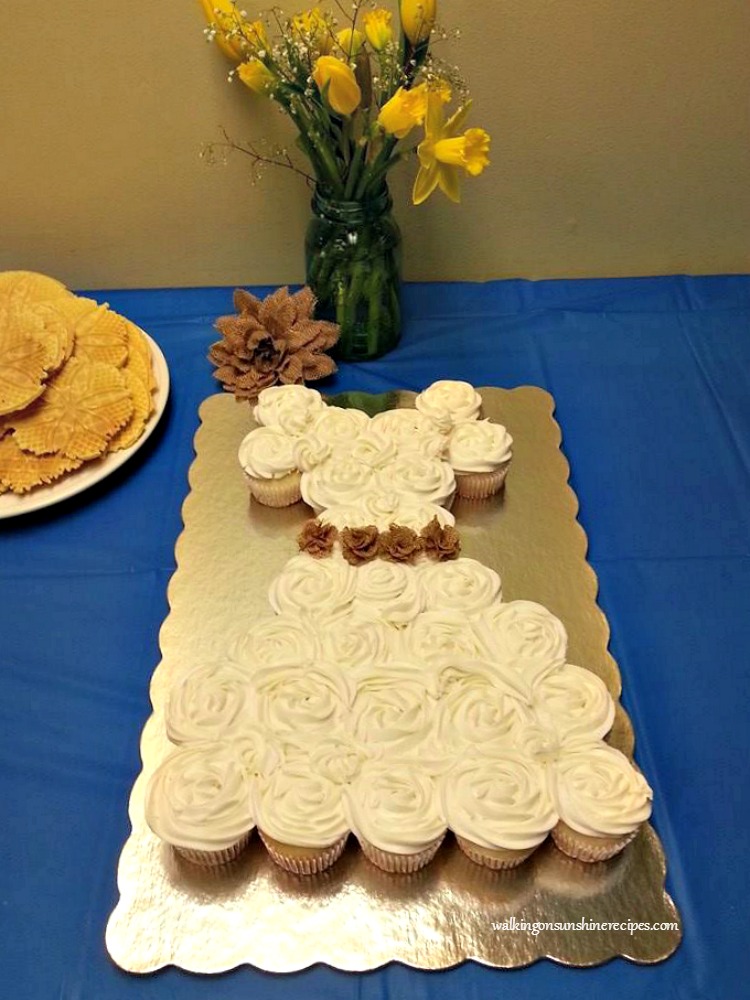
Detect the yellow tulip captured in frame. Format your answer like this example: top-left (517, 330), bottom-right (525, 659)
top-left (377, 82), bottom-right (449, 139)
top-left (413, 96), bottom-right (490, 204)
top-left (363, 9), bottom-right (393, 51)
top-left (399, 0), bottom-right (436, 46)
top-left (237, 59), bottom-right (276, 95)
top-left (336, 27), bottom-right (365, 58)
top-left (312, 56), bottom-right (362, 116)
top-left (292, 8), bottom-right (334, 54)
top-left (197, 0), bottom-right (243, 60)
top-left (243, 19), bottom-right (269, 53)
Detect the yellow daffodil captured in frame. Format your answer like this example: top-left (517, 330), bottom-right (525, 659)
top-left (292, 8), bottom-right (334, 54)
top-left (197, 0), bottom-right (245, 61)
top-left (413, 96), bottom-right (490, 204)
top-left (399, 0), bottom-right (436, 46)
top-left (378, 82), bottom-right (450, 139)
top-left (363, 9), bottom-right (393, 51)
top-left (336, 27), bottom-right (365, 58)
top-left (237, 59), bottom-right (276, 95)
top-left (312, 55), bottom-right (362, 115)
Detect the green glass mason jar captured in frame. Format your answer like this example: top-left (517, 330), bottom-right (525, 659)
top-left (305, 185), bottom-right (402, 361)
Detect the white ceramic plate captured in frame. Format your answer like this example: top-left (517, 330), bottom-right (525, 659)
top-left (0, 330), bottom-right (170, 519)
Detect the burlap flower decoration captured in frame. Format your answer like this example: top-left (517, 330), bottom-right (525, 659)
top-left (297, 519), bottom-right (338, 558)
top-left (420, 517), bottom-right (461, 561)
top-left (378, 525), bottom-right (423, 563)
top-left (208, 286), bottom-right (340, 402)
top-left (341, 525), bottom-right (380, 566)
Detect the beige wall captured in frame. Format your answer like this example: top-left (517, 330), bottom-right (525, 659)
top-left (2, 1), bottom-right (749, 288)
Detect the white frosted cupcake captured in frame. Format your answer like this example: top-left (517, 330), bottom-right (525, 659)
top-left (352, 559), bottom-right (423, 626)
top-left (165, 662), bottom-right (254, 745)
top-left (532, 664), bottom-right (615, 742)
top-left (300, 456), bottom-right (375, 514)
top-left (280, 732), bottom-right (371, 786)
top-left (238, 425), bottom-right (301, 507)
top-left (370, 408), bottom-right (447, 458)
top-left (145, 742), bottom-right (254, 867)
top-left (447, 419), bottom-right (513, 499)
top-left (317, 611), bottom-right (395, 668)
top-left (550, 743), bottom-right (653, 862)
top-left (292, 432), bottom-right (333, 473)
top-left (375, 455), bottom-right (455, 509)
top-left (253, 384), bottom-right (326, 436)
top-left (267, 552), bottom-right (356, 617)
top-left (309, 405), bottom-right (370, 447)
top-left (345, 760), bottom-right (446, 872)
top-left (442, 753), bottom-right (557, 869)
top-left (437, 676), bottom-right (533, 754)
top-left (350, 665), bottom-right (437, 755)
top-left (253, 762), bottom-right (350, 874)
top-left (418, 558), bottom-right (502, 615)
top-left (253, 661), bottom-right (352, 735)
top-left (414, 380), bottom-right (483, 431)
top-left (475, 600), bottom-right (567, 691)
top-left (229, 613), bottom-right (322, 672)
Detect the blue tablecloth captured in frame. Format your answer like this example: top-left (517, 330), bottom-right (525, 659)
top-left (2, 276), bottom-right (749, 999)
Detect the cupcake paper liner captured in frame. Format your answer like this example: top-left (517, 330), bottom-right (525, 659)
top-left (454, 462), bottom-right (510, 500)
top-left (456, 835), bottom-right (537, 870)
top-left (174, 831), bottom-right (252, 868)
top-left (247, 471), bottom-right (302, 508)
top-left (359, 834), bottom-right (445, 873)
top-left (551, 820), bottom-right (637, 863)
top-left (259, 829), bottom-right (348, 875)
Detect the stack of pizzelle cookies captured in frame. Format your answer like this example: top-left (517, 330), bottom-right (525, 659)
top-left (0, 271), bottom-right (157, 494)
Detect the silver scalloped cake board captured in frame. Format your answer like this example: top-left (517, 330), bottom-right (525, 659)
top-left (105, 387), bottom-right (682, 973)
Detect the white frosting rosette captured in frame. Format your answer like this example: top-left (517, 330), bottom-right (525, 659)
top-left (447, 419), bottom-right (513, 473)
top-left (253, 662), bottom-right (352, 734)
top-left (375, 455), bottom-right (455, 507)
top-left (551, 743), bottom-right (653, 838)
top-left (231, 729), bottom-right (280, 778)
top-left (402, 609), bottom-right (489, 664)
top-left (309, 406), bottom-right (370, 447)
top-left (438, 677), bottom-right (533, 752)
top-left (350, 666), bottom-right (436, 753)
top-left (352, 559), bottom-right (423, 626)
top-left (268, 553), bottom-right (356, 616)
top-left (253, 761), bottom-right (349, 848)
top-left (238, 426), bottom-right (297, 480)
top-left (253, 384), bottom-right (326, 436)
top-left (476, 600), bottom-right (568, 685)
top-left (345, 760), bottom-right (446, 854)
top-left (300, 456), bottom-right (375, 513)
top-left (145, 742), bottom-right (254, 853)
top-left (414, 380), bottom-right (483, 430)
top-left (280, 733), bottom-right (371, 785)
top-left (442, 753), bottom-right (557, 851)
top-left (432, 657), bottom-right (523, 699)
top-left (418, 558), bottom-right (502, 614)
top-left (166, 662), bottom-right (254, 745)
top-left (532, 664), bottom-right (615, 741)
top-left (317, 611), bottom-right (395, 669)
top-left (319, 493), bottom-right (455, 533)
top-left (292, 432), bottom-right (333, 473)
top-left (516, 723), bottom-right (569, 765)
top-left (230, 613), bottom-right (321, 671)
top-left (370, 408), bottom-right (448, 457)
top-left (345, 428), bottom-right (399, 469)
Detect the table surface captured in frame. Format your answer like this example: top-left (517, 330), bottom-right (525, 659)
top-left (2, 275), bottom-right (749, 1000)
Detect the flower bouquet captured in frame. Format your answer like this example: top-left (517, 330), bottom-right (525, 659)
top-left (199, 1), bottom-right (490, 360)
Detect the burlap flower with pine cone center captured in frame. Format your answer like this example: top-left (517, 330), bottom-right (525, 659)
top-left (208, 286), bottom-right (339, 401)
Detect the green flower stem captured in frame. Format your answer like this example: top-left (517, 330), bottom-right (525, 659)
top-left (344, 142), bottom-right (366, 200)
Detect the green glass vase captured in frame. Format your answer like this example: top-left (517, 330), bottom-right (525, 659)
top-left (305, 185), bottom-right (402, 361)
